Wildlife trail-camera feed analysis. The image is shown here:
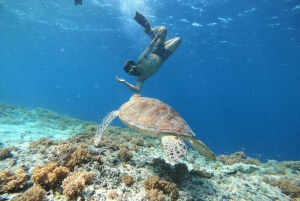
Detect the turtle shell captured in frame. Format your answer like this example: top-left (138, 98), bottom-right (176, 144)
top-left (119, 95), bottom-right (195, 137)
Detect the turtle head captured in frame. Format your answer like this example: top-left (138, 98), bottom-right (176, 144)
top-left (124, 61), bottom-right (141, 76)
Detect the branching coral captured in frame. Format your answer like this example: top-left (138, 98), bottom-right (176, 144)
top-left (56, 143), bottom-right (100, 170)
top-left (263, 176), bottom-right (300, 198)
top-left (144, 176), bottom-right (178, 201)
top-left (218, 151), bottom-right (260, 166)
top-left (62, 171), bottom-right (95, 200)
top-left (0, 168), bottom-right (28, 192)
top-left (121, 175), bottom-right (135, 187)
top-left (11, 185), bottom-right (46, 201)
top-left (145, 188), bottom-right (166, 201)
top-left (29, 138), bottom-right (56, 149)
top-left (117, 148), bottom-right (133, 162)
top-left (65, 145), bottom-right (92, 168)
top-left (31, 162), bottom-right (69, 189)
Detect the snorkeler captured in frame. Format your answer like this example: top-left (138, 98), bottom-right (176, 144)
top-left (116, 12), bottom-right (181, 93)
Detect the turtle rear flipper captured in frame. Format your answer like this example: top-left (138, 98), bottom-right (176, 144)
top-left (185, 137), bottom-right (217, 161)
top-left (94, 110), bottom-right (119, 146)
top-left (161, 136), bottom-right (187, 164)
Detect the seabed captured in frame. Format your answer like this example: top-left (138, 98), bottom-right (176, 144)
top-left (0, 103), bottom-right (300, 201)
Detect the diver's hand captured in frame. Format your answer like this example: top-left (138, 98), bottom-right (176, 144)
top-left (116, 76), bottom-right (125, 83)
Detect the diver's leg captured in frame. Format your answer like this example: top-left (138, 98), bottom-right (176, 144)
top-left (165, 37), bottom-right (181, 53)
top-left (154, 26), bottom-right (167, 44)
top-left (134, 12), bottom-right (155, 39)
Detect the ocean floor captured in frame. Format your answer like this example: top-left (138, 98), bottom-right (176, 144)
top-left (0, 103), bottom-right (300, 201)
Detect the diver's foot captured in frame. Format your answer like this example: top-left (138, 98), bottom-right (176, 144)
top-left (144, 29), bottom-right (155, 39)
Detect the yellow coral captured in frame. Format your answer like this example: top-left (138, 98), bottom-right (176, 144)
top-left (65, 146), bottom-right (92, 168)
top-left (0, 168), bottom-right (27, 192)
top-left (121, 175), bottom-right (135, 187)
top-left (62, 171), bottom-right (95, 200)
top-left (11, 184), bottom-right (46, 201)
top-left (145, 189), bottom-right (166, 201)
top-left (144, 176), bottom-right (178, 201)
top-left (32, 162), bottom-right (69, 188)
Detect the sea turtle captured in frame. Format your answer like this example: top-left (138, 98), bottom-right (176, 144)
top-left (94, 94), bottom-right (216, 163)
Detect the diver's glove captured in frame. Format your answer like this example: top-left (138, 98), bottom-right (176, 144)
top-left (134, 12), bottom-right (155, 39)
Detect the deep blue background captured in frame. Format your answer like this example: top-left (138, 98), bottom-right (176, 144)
top-left (1, 0), bottom-right (299, 162)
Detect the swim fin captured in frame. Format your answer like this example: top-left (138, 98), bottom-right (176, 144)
top-left (74, 0), bottom-right (82, 5)
top-left (134, 12), bottom-right (155, 39)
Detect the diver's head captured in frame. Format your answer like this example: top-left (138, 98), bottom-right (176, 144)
top-left (124, 61), bottom-right (140, 76)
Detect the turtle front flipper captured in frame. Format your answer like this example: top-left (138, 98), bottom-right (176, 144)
top-left (185, 137), bottom-right (217, 161)
top-left (161, 136), bottom-right (187, 164)
top-left (94, 110), bottom-right (119, 146)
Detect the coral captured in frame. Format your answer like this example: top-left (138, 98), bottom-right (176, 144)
top-left (0, 168), bottom-right (28, 192)
top-left (108, 189), bottom-right (118, 199)
top-left (263, 176), bottom-right (300, 198)
top-left (122, 134), bottom-right (132, 142)
top-left (81, 122), bottom-right (98, 133)
top-left (280, 161), bottom-right (300, 171)
top-left (218, 151), bottom-right (260, 166)
top-left (279, 178), bottom-right (300, 198)
top-left (122, 175), bottom-right (135, 187)
top-left (213, 162), bottom-right (221, 169)
top-left (0, 148), bottom-right (13, 160)
top-left (130, 137), bottom-right (144, 146)
top-left (56, 143), bottom-right (77, 165)
top-left (62, 171), bottom-right (95, 200)
top-left (117, 148), bottom-right (133, 162)
top-left (144, 176), bottom-right (178, 200)
top-left (150, 159), bottom-right (190, 182)
top-left (29, 138), bottom-right (56, 149)
top-left (32, 162), bottom-right (69, 189)
top-left (146, 142), bottom-right (155, 148)
top-left (65, 144), bottom-right (92, 169)
top-left (190, 169), bottom-right (213, 179)
top-left (145, 188), bottom-right (166, 201)
top-left (56, 143), bottom-right (99, 170)
top-left (69, 132), bottom-right (94, 144)
top-left (174, 163), bottom-right (188, 175)
top-left (11, 185), bottom-right (46, 201)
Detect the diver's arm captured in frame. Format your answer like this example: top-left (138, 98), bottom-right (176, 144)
top-left (116, 76), bottom-right (142, 93)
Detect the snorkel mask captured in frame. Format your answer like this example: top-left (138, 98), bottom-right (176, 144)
top-left (124, 61), bottom-right (140, 76)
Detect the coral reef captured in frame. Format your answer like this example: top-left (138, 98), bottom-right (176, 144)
top-left (280, 161), bottom-right (300, 171)
top-left (190, 168), bottom-right (213, 179)
top-left (218, 151), bottom-right (260, 165)
top-left (31, 162), bottom-right (70, 189)
top-left (0, 148), bottom-right (13, 160)
top-left (145, 188), bottom-right (166, 201)
top-left (0, 168), bottom-right (28, 192)
top-left (11, 185), bottom-right (46, 201)
top-left (1, 104), bottom-right (299, 201)
top-left (65, 144), bottom-right (92, 168)
top-left (62, 171), bottom-right (95, 200)
top-left (263, 176), bottom-right (300, 198)
top-left (117, 148), bottom-right (133, 162)
top-left (29, 138), bottom-right (57, 149)
top-left (144, 176), bottom-right (178, 200)
top-left (121, 175), bottom-right (135, 187)
top-left (54, 143), bottom-right (102, 170)
top-left (149, 158), bottom-right (213, 182)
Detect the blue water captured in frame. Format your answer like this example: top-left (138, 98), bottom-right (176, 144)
top-left (1, 0), bottom-right (299, 162)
